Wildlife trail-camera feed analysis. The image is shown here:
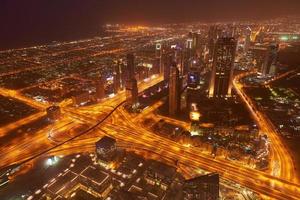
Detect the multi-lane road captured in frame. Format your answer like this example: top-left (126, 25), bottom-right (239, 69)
top-left (233, 72), bottom-right (297, 184)
top-left (1, 70), bottom-right (300, 199)
top-left (0, 36), bottom-right (299, 198)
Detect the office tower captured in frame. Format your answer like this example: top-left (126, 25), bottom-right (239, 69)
top-left (174, 47), bottom-right (185, 75)
top-left (208, 25), bottom-right (221, 59)
top-left (113, 62), bottom-right (121, 93)
top-left (183, 173), bottom-right (219, 200)
top-left (120, 62), bottom-right (127, 90)
top-left (186, 71), bottom-right (201, 111)
top-left (250, 45), bottom-right (268, 72)
top-left (155, 43), bottom-right (163, 74)
top-left (262, 43), bottom-right (278, 76)
top-left (188, 31), bottom-right (202, 51)
top-left (209, 37), bottom-right (237, 98)
top-left (244, 28), bottom-right (252, 53)
top-left (187, 38), bottom-right (193, 50)
top-left (169, 63), bottom-right (181, 115)
top-left (127, 53), bottom-right (135, 80)
top-left (125, 53), bottom-right (139, 107)
top-left (96, 77), bottom-right (105, 100)
top-left (182, 49), bottom-right (191, 75)
top-left (163, 52), bottom-right (173, 80)
top-left (126, 78), bottom-right (138, 107)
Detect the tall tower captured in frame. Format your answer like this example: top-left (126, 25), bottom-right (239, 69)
top-left (208, 25), bottom-right (221, 59)
top-left (155, 43), bottom-right (163, 74)
top-left (262, 43), bottom-right (278, 76)
top-left (125, 54), bottom-right (138, 107)
top-left (96, 76), bottom-right (105, 101)
top-left (126, 78), bottom-right (138, 107)
top-left (169, 63), bottom-right (181, 115)
top-left (126, 53), bottom-right (135, 80)
top-left (113, 62), bottom-right (121, 94)
top-left (163, 52), bottom-right (173, 81)
top-left (209, 37), bottom-right (237, 98)
top-left (244, 28), bottom-right (252, 53)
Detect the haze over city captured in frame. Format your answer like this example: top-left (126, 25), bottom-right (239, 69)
top-left (0, 1), bottom-right (300, 200)
top-left (1, 0), bottom-right (300, 49)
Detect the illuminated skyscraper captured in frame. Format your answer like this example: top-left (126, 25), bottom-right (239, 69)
top-left (113, 62), bottom-right (121, 93)
top-left (126, 78), bottom-right (138, 107)
top-left (244, 27), bottom-right (252, 53)
top-left (127, 53), bottom-right (135, 80)
top-left (163, 52), bottom-right (173, 80)
top-left (155, 43), bottom-right (163, 74)
top-left (208, 25), bottom-right (221, 59)
top-left (262, 43), bottom-right (278, 76)
top-left (96, 76), bottom-right (105, 100)
top-left (186, 71), bottom-right (201, 110)
top-left (169, 63), bottom-right (181, 115)
top-left (188, 31), bottom-right (202, 51)
top-left (209, 37), bottom-right (237, 98)
top-left (124, 53), bottom-right (138, 107)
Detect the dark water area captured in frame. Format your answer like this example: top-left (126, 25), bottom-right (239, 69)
top-left (282, 136), bottom-right (300, 181)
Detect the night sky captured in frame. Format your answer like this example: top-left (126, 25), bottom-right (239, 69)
top-left (1, 0), bottom-right (299, 50)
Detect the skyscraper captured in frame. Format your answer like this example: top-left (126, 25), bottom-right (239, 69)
top-left (155, 43), bottom-right (163, 74)
top-left (126, 53), bottom-right (135, 80)
top-left (244, 28), bottom-right (252, 53)
top-left (186, 71), bottom-right (201, 111)
top-left (209, 37), bottom-right (237, 98)
top-left (113, 62), bottom-right (121, 93)
top-left (262, 43), bottom-right (278, 76)
top-left (125, 53), bottom-right (138, 107)
top-left (125, 78), bottom-right (138, 107)
top-left (96, 76), bottom-right (105, 100)
top-left (169, 63), bottom-right (181, 115)
top-left (163, 52), bottom-right (173, 81)
top-left (208, 25), bottom-right (221, 59)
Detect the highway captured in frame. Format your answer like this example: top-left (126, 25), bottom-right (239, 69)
top-left (37, 100), bottom-right (300, 200)
top-left (0, 75), bottom-right (164, 168)
top-left (47, 71), bottom-right (300, 199)
top-left (0, 70), bottom-right (299, 199)
top-left (232, 72), bottom-right (297, 184)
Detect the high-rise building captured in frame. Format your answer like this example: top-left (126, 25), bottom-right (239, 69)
top-left (126, 53), bottom-right (135, 80)
top-left (188, 31), bottom-right (202, 51)
top-left (183, 173), bottom-right (219, 200)
top-left (113, 62), bottom-right (121, 93)
top-left (209, 37), bottom-right (237, 98)
top-left (125, 53), bottom-right (139, 107)
top-left (120, 61), bottom-right (127, 89)
top-left (208, 25), bottom-right (221, 59)
top-left (174, 47), bottom-right (185, 75)
top-left (96, 77), bottom-right (105, 100)
top-left (262, 43), bottom-right (278, 76)
top-left (186, 71), bottom-right (201, 110)
top-left (126, 78), bottom-right (138, 107)
top-left (169, 63), bottom-right (181, 115)
top-left (244, 28), bottom-right (252, 53)
top-left (163, 52), bottom-right (173, 80)
top-left (155, 43), bottom-right (163, 74)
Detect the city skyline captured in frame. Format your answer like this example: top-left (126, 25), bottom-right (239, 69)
top-left (1, 3), bottom-right (300, 200)
top-left (1, 0), bottom-right (300, 50)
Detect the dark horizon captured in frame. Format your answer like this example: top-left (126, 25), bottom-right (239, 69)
top-left (1, 0), bottom-right (300, 50)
